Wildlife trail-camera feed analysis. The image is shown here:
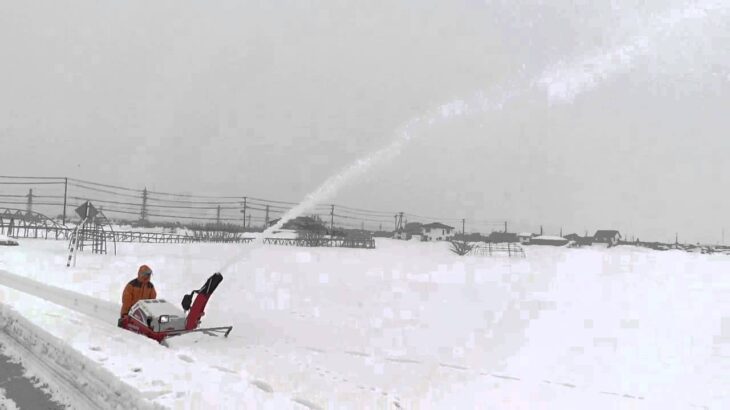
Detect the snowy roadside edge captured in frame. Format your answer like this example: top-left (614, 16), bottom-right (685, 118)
top-left (0, 387), bottom-right (20, 410)
top-left (0, 302), bottom-right (165, 410)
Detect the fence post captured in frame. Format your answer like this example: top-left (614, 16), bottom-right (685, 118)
top-left (62, 177), bottom-right (68, 225)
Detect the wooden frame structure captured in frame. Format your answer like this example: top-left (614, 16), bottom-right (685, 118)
top-left (469, 242), bottom-right (525, 258)
top-left (0, 208), bottom-right (69, 240)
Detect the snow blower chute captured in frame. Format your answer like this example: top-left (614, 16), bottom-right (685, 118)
top-left (120, 272), bottom-right (232, 343)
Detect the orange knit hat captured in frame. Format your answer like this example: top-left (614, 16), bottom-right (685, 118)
top-left (138, 265), bottom-right (152, 275)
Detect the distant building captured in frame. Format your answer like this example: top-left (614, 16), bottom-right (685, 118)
top-left (421, 222), bottom-right (455, 241)
top-left (565, 233), bottom-right (593, 246)
top-left (593, 230), bottom-right (622, 247)
top-left (488, 232), bottom-right (518, 243)
top-left (530, 235), bottom-right (569, 246)
top-left (517, 232), bottom-right (533, 244)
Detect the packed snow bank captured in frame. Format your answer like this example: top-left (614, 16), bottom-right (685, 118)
top-left (0, 301), bottom-right (163, 410)
top-left (0, 269), bottom-right (119, 323)
top-left (0, 280), bottom-right (292, 409)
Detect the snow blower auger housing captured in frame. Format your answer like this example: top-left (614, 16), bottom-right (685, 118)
top-left (120, 272), bottom-right (232, 343)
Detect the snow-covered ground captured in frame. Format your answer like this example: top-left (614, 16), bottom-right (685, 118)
top-left (0, 238), bottom-right (727, 409)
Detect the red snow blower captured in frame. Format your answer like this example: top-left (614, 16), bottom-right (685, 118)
top-left (119, 272), bottom-right (232, 343)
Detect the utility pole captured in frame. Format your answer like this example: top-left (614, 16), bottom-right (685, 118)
top-left (62, 177), bottom-right (68, 225)
top-left (394, 214), bottom-right (398, 230)
top-left (265, 205), bottom-right (270, 228)
top-left (241, 197), bottom-right (247, 230)
top-left (540, 225), bottom-right (543, 235)
top-left (26, 189), bottom-right (33, 214)
top-left (394, 212), bottom-right (404, 232)
top-left (462, 218), bottom-right (465, 235)
top-left (504, 221), bottom-right (507, 233)
top-left (248, 214), bottom-right (251, 228)
top-left (216, 205), bottom-right (221, 226)
top-left (330, 205), bottom-right (334, 234)
top-left (140, 188), bottom-right (148, 223)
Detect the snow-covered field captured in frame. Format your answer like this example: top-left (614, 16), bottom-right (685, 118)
top-left (0, 238), bottom-right (727, 409)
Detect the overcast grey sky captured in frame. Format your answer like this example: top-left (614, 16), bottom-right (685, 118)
top-left (1, 0), bottom-right (729, 243)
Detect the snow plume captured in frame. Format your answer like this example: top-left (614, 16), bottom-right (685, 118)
top-left (250, 85), bottom-right (525, 246)
top-left (257, 89), bottom-right (519, 240)
top-left (538, 0), bottom-right (729, 103)
top-left (264, 119), bottom-right (421, 235)
top-left (217, 119), bottom-right (422, 273)
top-left (219, 0), bottom-right (726, 273)
top-left (216, 89), bottom-right (525, 272)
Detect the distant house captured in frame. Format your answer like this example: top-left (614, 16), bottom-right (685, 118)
top-left (593, 230), bottom-right (622, 247)
top-left (530, 235), bottom-right (569, 246)
top-left (565, 233), bottom-right (593, 246)
top-left (517, 232), bottom-right (533, 244)
top-left (488, 232), bottom-right (518, 243)
top-left (421, 222), bottom-right (455, 241)
top-left (564, 233), bottom-right (580, 242)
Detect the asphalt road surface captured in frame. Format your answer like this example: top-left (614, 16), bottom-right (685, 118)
top-left (0, 344), bottom-right (65, 410)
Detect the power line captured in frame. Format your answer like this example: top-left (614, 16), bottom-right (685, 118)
top-left (403, 212), bottom-right (463, 222)
top-left (67, 177), bottom-right (142, 193)
top-left (245, 196), bottom-right (300, 206)
top-left (0, 176), bottom-right (65, 180)
top-left (5, 175), bottom-right (506, 230)
top-left (68, 183), bottom-right (144, 199)
top-left (67, 196), bottom-right (235, 211)
top-left (145, 196), bottom-right (246, 206)
top-left (333, 213), bottom-right (393, 223)
top-left (334, 204), bottom-right (396, 216)
top-left (0, 181), bottom-right (64, 185)
top-left (0, 200), bottom-right (63, 206)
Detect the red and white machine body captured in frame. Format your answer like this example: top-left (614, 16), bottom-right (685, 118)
top-left (120, 272), bottom-right (232, 343)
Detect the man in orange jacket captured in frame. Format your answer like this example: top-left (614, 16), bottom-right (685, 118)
top-left (120, 264), bottom-right (157, 320)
